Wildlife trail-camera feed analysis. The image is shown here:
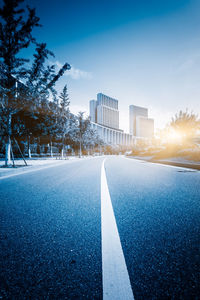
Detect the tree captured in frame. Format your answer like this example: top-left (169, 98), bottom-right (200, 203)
top-left (78, 112), bottom-right (87, 157)
top-left (22, 43), bottom-right (70, 158)
top-left (75, 112), bottom-right (92, 157)
top-left (59, 85), bottom-right (70, 158)
top-left (0, 0), bottom-right (70, 165)
top-left (0, 0), bottom-right (40, 165)
top-left (67, 113), bottom-right (79, 154)
top-left (60, 85), bottom-right (69, 111)
top-left (170, 110), bottom-right (200, 143)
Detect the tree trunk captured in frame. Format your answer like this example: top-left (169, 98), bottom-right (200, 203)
top-left (50, 139), bottom-right (53, 158)
top-left (5, 114), bottom-right (12, 166)
top-left (28, 136), bottom-right (31, 158)
top-left (61, 136), bottom-right (64, 159)
top-left (5, 137), bottom-right (11, 166)
top-left (36, 138), bottom-right (40, 155)
top-left (61, 146), bottom-right (64, 159)
top-left (79, 140), bottom-right (82, 158)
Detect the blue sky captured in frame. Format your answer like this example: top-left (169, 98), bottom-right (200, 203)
top-left (22, 0), bottom-right (200, 131)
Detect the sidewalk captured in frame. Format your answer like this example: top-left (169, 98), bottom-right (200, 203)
top-left (127, 156), bottom-right (200, 171)
top-left (0, 156), bottom-right (86, 179)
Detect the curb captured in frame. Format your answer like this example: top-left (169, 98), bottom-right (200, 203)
top-left (126, 156), bottom-right (200, 171)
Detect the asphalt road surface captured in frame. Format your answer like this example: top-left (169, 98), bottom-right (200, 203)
top-left (0, 156), bottom-right (199, 299)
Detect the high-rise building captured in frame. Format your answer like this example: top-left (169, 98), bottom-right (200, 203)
top-left (89, 93), bottom-right (133, 146)
top-left (89, 100), bottom-right (97, 123)
top-left (129, 105), bottom-right (148, 135)
top-left (129, 105), bottom-right (154, 138)
top-left (89, 93), bottom-right (119, 130)
top-left (89, 94), bottom-right (154, 146)
top-left (136, 116), bottom-right (154, 138)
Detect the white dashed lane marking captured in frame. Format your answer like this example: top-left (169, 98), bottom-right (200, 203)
top-left (101, 159), bottom-right (134, 300)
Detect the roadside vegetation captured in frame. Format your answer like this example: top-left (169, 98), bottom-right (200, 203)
top-left (0, 0), bottom-right (103, 166)
top-left (129, 110), bottom-right (200, 162)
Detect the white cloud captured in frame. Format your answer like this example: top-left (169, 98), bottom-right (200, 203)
top-left (177, 58), bottom-right (194, 72)
top-left (176, 53), bottom-right (200, 73)
top-left (68, 66), bottom-right (92, 80)
top-left (54, 61), bottom-right (92, 80)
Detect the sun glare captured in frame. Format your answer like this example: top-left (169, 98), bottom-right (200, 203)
top-left (163, 128), bottom-right (183, 144)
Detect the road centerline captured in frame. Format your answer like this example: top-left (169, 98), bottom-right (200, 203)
top-left (101, 159), bottom-right (134, 300)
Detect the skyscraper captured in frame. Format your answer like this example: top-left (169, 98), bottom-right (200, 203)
top-left (89, 100), bottom-right (97, 123)
top-left (89, 93), bottom-right (133, 146)
top-left (136, 116), bottom-right (154, 138)
top-left (129, 105), bottom-right (148, 135)
top-left (90, 93), bottom-right (119, 130)
top-left (129, 105), bottom-right (154, 138)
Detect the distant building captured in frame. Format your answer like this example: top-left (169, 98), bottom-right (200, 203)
top-left (129, 105), bottom-right (148, 135)
top-left (89, 100), bottom-right (97, 123)
top-left (89, 93), bottom-right (132, 146)
top-left (129, 105), bottom-right (154, 138)
top-left (136, 116), bottom-right (154, 138)
top-left (90, 93), bottom-right (119, 130)
top-left (89, 94), bottom-right (154, 146)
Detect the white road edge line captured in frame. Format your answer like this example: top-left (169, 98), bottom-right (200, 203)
top-left (101, 158), bottom-right (134, 300)
top-left (123, 156), bottom-right (192, 171)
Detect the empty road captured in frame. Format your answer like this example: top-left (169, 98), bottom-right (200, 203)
top-left (0, 156), bottom-right (199, 299)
